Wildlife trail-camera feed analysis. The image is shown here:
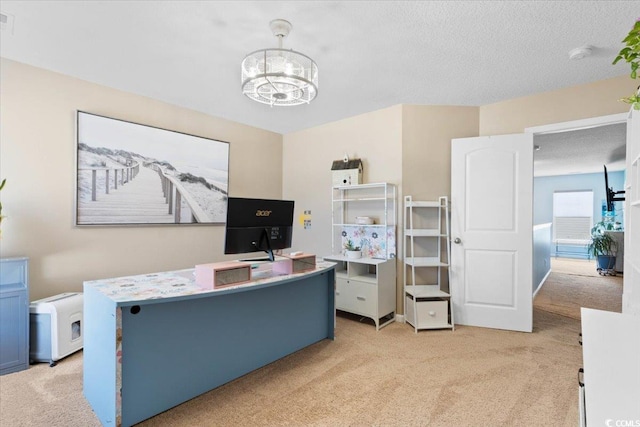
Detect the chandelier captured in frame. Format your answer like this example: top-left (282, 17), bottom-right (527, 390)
top-left (241, 19), bottom-right (318, 106)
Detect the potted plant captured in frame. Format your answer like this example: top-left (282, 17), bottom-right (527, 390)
top-left (587, 222), bottom-right (618, 271)
top-left (344, 239), bottom-right (362, 259)
top-left (613, 18), bottom-right (640, 110)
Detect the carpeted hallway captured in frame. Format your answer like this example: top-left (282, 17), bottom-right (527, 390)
top-left (0, 258), bottom-right (622, 426)
top-left (534, 257), bottom-right (623, 319)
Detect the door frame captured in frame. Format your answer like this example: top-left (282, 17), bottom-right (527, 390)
top-left (525, 112), bottom-right (628, 300)
top-left (524, 113), bottom-right (628, 135)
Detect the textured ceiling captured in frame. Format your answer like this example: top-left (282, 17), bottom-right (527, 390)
top-left (533, 123), bottom-right (627, 177)
top-left (0, 1), bottom-right (635, 175)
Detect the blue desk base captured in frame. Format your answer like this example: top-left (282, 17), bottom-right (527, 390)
top-left (84, 267), bottom-right (335, 427)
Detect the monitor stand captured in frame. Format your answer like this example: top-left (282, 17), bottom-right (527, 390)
top-left (239, 254), bottom-right (289, 264)
top-left (240, 229), bottom-right (276, 262)
top-left (239, 255), bottom-right (273, 263)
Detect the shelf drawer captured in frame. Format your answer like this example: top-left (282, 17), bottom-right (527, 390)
top-left (0, 258), bottom-right (28, 293)
top-left (405, 297), bottom-right (449, 329)
top-left (336, 279), bottom-right (376, 317)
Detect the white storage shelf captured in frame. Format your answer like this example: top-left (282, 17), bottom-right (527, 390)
top-left (333, 223), bottom-right (388, 227)
top-left (631, 155), bottom-right (639, 206)
top-left (333, 196), bottom-right (390, 202)
top-left (326, 183), bottom-right (397, 331)
top-left (405, 229), bottom-right (444, 237)
top-left (331, 183), bottom-right (397, 260)
top-left (405, 284), bottom-right (450, 299)
top-left (404, 257), bottom-right (448, 267)
top-left (403, 196), bottom-right (454, 332)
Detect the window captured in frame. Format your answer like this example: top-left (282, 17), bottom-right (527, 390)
top-left (553, 191), bottom-right (593, 243)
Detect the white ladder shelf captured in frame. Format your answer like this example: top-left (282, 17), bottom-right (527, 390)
top-left (403, 196), bottom-right (454, 332)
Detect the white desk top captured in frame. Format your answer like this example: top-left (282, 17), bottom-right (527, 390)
top-left (84, 261), bottom-right (335, 304)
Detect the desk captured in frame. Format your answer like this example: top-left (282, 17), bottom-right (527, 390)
top-left (580, 308), bottom-right (640, 425)
top-left (83, 262), bottom-right (335, 427)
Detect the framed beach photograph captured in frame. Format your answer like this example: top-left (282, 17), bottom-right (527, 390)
top-left (75, 111), bottom-right (229, 226)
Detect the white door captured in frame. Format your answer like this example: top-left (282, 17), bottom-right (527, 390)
top-left (451, 134), bottom-right (533, 332)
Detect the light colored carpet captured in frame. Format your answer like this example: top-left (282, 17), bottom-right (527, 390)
top-left (0, 260), bottom-right (620, 426)
top-left (535, 258), bottom-right (623, 319)
top-left (549, 258), bottom-right (600, 277)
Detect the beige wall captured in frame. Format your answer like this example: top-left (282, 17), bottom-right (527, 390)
top-left (2, 57), bottom-right (634, 312)
top-left (400, 105), bottom-right (480, 306)
top-left (480, 75), bottom-right (636, 135)
top-left (282, 105), bottom-right (403, 258)
top-left (0, 59), bottom-right (283, 301)
top-left (402, 105), bottom-right (480, 199)
top-left (283, 105), bottom-right (479, 314)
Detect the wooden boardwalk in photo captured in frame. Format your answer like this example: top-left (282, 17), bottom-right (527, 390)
top-left (77, 166), bottom-right (173, 224)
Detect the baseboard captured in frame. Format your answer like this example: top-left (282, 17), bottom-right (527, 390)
top-left (533, 268), bottom-right (552, 298)
top-left (395, 314), bottom-right (405, 323)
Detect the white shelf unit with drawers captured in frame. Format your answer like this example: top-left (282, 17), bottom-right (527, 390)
top-left (323, 255), bottom-right (396, 330)
top-left (325, 183), bottom-right (397, 330)
top-left (403, 196), bottom-right (454, 332)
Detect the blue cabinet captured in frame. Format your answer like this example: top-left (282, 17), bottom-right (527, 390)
top-left (0, 257), bottom-right (29, 375)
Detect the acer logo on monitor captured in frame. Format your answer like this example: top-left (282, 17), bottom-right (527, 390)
top-left (224, 198), bottom-right (294, 262)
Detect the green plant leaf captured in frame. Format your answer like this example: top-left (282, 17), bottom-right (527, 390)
top-left (614, 18), bottom-right (640, 80)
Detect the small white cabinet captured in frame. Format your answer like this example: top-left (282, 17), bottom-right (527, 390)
top-left (403, 196), bottom-right (454, 332)
top-left (325, 182), bottom-right (397, 330)
top-left (324, 255), bottom-right (396, 330)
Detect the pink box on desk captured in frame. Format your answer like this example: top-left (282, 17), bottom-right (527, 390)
top-left (195, 261), bottom-right (252, 290)
top-left (272, 253), bottom-right (316, 275)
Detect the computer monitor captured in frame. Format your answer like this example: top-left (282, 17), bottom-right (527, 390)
top-left (604, 165), bottom-right (625, 212)
top-left (224, 197), bottom-right (295, 262)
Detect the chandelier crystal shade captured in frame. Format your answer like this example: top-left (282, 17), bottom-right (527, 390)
top-left (241, 19), bottom-right (318, 106)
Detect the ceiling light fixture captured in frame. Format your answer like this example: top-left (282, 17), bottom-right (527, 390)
top-left (241, 19), bottom-right (318, 107)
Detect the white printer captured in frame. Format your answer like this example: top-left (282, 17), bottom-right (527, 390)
top-left (29, 292), bottom-right (83, 366)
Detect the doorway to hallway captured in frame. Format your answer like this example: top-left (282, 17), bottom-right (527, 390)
top-left (534, 257), bottom-right (623, 320)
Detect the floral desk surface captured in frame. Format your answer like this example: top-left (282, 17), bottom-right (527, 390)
top-left (85, 261), bottom-right (335, 303)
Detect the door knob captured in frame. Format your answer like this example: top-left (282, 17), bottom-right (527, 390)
top-left (454, 238), bottom-right (462, 244)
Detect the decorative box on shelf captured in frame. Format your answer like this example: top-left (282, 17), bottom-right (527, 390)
top-left (195, 261), bottom-right (252, 289)
top-left (272, 253), bottom-right (316, 275)
top-left (331, 158), bottom-right (363, 186)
